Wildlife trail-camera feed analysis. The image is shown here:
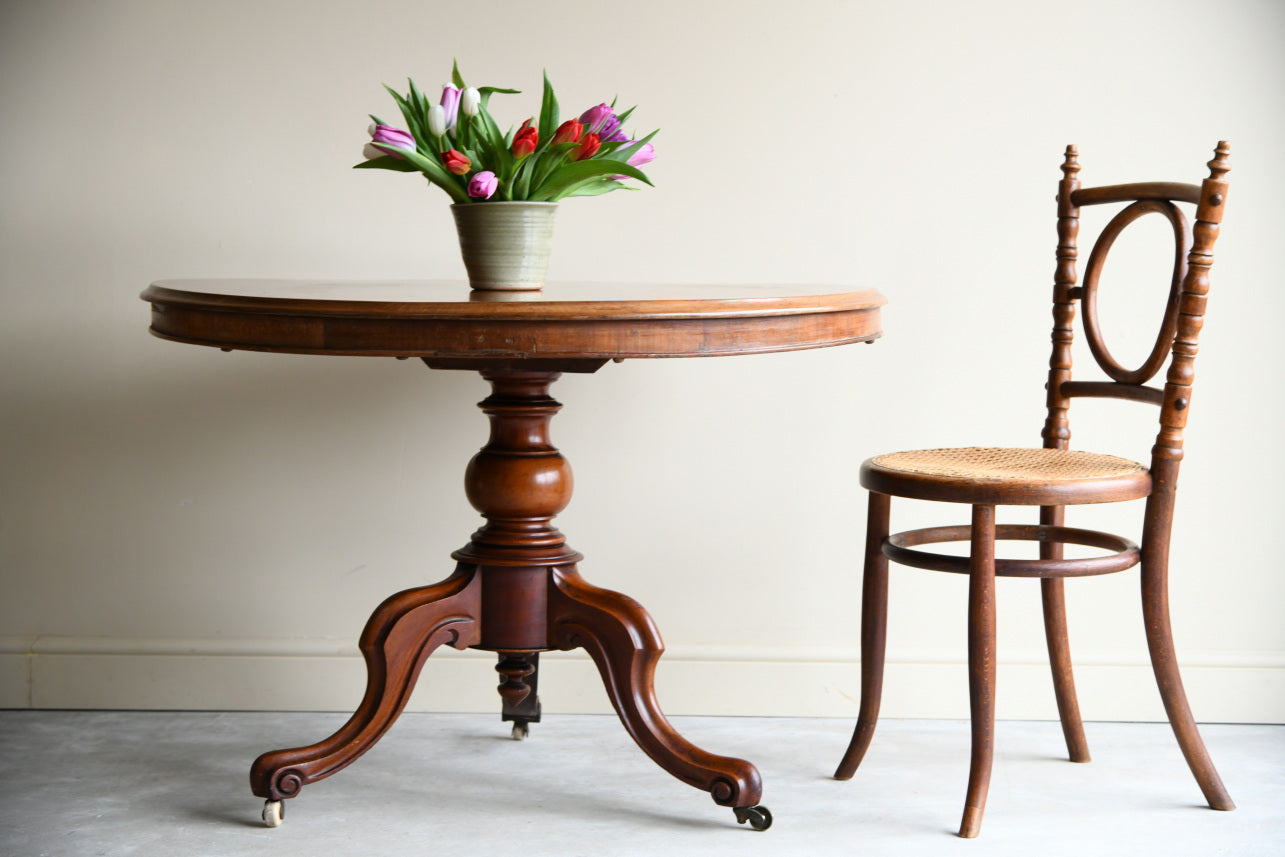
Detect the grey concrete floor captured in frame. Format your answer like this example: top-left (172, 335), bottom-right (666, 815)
top-left (0, 711), bottom-right (1281, 857)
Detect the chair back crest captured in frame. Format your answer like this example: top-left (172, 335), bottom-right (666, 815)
top-left (1042, 142), bottom-right (1231, 473)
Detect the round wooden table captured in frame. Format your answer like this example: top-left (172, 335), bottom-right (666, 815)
top-left (140, 279), bottom-right (885, 830)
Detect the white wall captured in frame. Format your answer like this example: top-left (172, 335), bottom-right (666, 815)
top-left (2, 0), bottom-right (1282, 723)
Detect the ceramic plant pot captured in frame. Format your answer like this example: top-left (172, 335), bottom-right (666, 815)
top-left (451, 201), bottom-right (558, 291)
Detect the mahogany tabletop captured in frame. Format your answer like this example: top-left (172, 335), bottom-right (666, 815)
top-left (141, 280), bottom-right (885, 370)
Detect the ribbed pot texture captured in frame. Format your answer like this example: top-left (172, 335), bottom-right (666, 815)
top-left (452, 201), bottom-right (558, 291)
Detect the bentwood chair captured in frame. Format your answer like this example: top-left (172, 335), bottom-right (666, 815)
top-left (834, 142), bottom-right (1235, 837)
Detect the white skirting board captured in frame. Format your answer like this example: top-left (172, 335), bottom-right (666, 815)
top-left (1, 637), bottom-right (1281, 723)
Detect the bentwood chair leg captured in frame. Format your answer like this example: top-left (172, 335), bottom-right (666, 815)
top-left (1039, 505), bottom-right (1091, 763)
top-left (1041, 576), bottom-right (1091, 763)
top-left (836, 491), bottom-right (892, 780)
top-left (960, 504), bottom-right (998, 839)
top-left (1140, 526), bottom-right (1235, 810)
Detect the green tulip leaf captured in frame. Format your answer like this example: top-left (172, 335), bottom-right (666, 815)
top-left (529, 159), bottom-right (651, 202)
top-left (394, 147), bottom-right (470, 202)
top-left (597, 129), bottom-right (658, 164)
top-left (383, 85), bottom-right (426, 144)
top-left (475, 105), bottom-right (509, 161)
top-left (408, 78), bottom-right (426, 116)
top-left (538, 72), bottom-right (559, 144)
top-left (563, 179), bottom-right (633, 198)
top-left (510, 155), bottom-right (536, 200)
top-left (352, 156), bottom-right (420, 173)
top-left (527, 144), bottom-right (576, 194)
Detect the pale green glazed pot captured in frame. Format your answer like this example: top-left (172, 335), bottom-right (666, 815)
top-left (451, 201), bottom-right (558, 291)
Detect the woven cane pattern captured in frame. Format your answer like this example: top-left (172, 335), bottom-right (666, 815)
top-left (869, 447), bottom-right (1145, 482)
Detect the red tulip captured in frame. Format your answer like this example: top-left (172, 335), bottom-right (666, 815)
top-left (512, 119), bottom-right (538, 158)
top-left (574, 132), bottom-right (601, 161)
top-left (441, 149), bottom-right (471, 175)
top-left (552, 119), bottom-right (583, 144)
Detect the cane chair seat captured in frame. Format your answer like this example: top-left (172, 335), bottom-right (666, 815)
top-left (862, 447), bottom-right (1151, 506)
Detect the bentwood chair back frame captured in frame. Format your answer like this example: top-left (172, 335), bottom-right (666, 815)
top-left (834, 142), bottom-right (1234, 837)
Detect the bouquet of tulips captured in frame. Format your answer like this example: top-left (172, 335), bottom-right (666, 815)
top-left (357, 63), bottom-right (656, 204)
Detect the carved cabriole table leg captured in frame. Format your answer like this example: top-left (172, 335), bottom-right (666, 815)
top-left (250, 368), bottom-right (769, 828)
top-left (250, 566), bottom-right (482, 806)
top-left (548, 566), bottom-right (764, 810)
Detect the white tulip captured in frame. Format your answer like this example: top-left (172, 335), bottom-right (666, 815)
top-left (461, 87), bottom-right (481, 117)
top-left (428, 104), bottom-right (447, 138)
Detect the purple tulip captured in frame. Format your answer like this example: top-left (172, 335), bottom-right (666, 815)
top-left (365, 123), bottom-right (417, 159)
top-left (468, 170), bottom-right (498, 199)
top-left (440, 85), bottom-right (462, 130)
top-left (578, 103), bottom-right (627, 142)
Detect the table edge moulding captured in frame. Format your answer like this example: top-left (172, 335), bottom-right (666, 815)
top-left (141, 279), bottom-right (885, 368)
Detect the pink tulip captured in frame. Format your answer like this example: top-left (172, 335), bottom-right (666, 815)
top-left (611, 141), bottom-right (656, 180)
top-left (364, 123), bottom-right (416, 159)
top-left (626, 142), bottom-right (655, 169)
top-left (468, 171), bottom-right (498, 199)
top-left (440, 85), bottom-right (462, 129)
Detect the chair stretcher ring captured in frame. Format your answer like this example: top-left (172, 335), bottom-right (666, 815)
top-left (884, 524), bottom-right (1140, 578)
